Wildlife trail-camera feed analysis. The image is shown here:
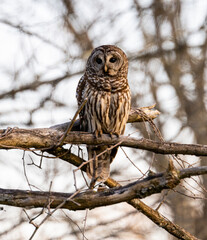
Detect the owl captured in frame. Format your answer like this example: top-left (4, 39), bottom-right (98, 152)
top-left (76, 45), bottom-right (131, 186)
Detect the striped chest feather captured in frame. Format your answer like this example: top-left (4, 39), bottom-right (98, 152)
top-left (82, 85), bottom-right (131, 135)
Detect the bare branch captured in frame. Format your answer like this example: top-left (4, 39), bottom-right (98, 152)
top-left (0, 72), bottom-right (82, 99)
top-left (0, 166), bottom-right (206, 211)
top-left (129, 39), bottom-right (207, 61)
top-left (0, 19), bottom-right (66, 53)
top-left (129, 199), bottom-right (198, 240)
top-left (1, 127), bottom-right (207, 157)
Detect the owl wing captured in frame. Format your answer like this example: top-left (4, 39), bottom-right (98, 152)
top-left (76, 75), bottom-right (86, 104)
top-left (76, 75), bottom-right (88, 131)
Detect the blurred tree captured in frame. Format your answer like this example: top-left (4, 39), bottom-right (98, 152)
top-left (131, 1), bottom-right (207, 239)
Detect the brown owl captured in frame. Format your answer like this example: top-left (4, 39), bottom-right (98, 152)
top-left (76, 45), bottom-right (131, 186)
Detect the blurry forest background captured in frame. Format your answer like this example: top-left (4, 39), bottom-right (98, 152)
top-left (0, 0), bottom-right (207, 239)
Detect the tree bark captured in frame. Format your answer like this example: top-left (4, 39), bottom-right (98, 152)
top-left (1, 127), bottom-right (207, 157)
top-left (0, 166), bottom-right (206, 211)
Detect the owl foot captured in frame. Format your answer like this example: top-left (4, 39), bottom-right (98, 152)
top-left (109, 133), bottom-right (119, 139)
top-left (94, 129), bottom-right (103, 138)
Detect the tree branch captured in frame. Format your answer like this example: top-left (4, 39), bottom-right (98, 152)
top-left (0, 166), bottom-right (206, 211)
top-left (0, 72), bottom-right (82, 99)
top-left (0, 19), bottom-right (65, 53)
top-left (129, 42), bottom-right (207, 61)
top-left (1, 127), bottom-right (207, 157)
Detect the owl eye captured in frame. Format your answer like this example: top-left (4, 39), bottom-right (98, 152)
top-left (96, 57), bottom-right (102, 64)
top-left (109, 57), bottom-right (117, 63)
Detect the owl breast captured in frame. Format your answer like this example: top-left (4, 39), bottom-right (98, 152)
top-left (82, 83), bottom-right (131, 135)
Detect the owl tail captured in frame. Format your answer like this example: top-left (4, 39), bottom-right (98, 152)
top-left (87, 146), bottom-right (118, 185)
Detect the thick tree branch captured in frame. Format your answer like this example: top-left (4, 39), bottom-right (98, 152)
top-left (129, 198), bottom-right (198, 240)
top-left (0, 166), bottom-right (206, 211)
top-left (1, 127), bottom-right (207, 157)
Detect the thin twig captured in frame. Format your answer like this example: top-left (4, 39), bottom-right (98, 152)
top-left (74, 139), bottom-right (124, 172)
top-left (29, 189), bottom-right (81, 240)
top-left (22, 151), bottom-right (32, 191)
top-left (82, 209), bottom-right (89, 240)
top-left (57, 98), bottom-right (88, 146)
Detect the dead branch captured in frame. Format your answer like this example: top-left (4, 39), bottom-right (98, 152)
top-left (128, 198), bottom-right (198, 240)
top-left (1, 127), bottom-right (207, 157)
top-left (0, 166), bottom-right (206, 211)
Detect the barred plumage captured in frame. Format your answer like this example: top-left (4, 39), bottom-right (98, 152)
top-left (76, 45), bottom-right (131, 185)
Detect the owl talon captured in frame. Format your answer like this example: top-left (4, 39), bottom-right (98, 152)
top-left (109, 133), bottom-right (119, 139)
top-left (109, 133), bottom-right (113, 139)
top-left (94, 131), bottom-right (98, 139)
top-left (114, 133), bottom-right (119, 138)
top-left (94, 130), bottom-right (103, 138)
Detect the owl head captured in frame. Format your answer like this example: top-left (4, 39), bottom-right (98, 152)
top-left (86, 45), bottom-right (128, 77)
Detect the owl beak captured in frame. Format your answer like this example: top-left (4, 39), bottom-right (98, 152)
top-left (104, 64), bottom-right (108, 73)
